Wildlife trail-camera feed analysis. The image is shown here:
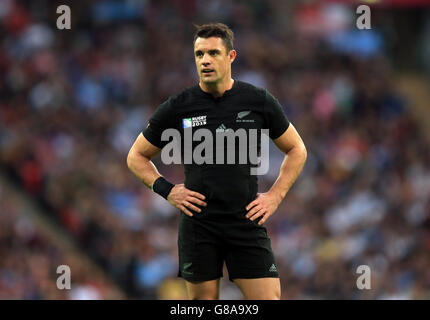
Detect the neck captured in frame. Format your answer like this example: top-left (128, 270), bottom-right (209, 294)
top-left (199, 77), bottom-right (234, 98)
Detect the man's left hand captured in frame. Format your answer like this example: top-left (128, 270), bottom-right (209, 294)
top-left (245, 192), bottom-right (282, 225)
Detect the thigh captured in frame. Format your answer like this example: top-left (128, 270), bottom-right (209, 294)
top-left (185, 279), bottom-right (221, 300)
top-left (224, 214), bottom-right (280, 282)
top-left (178, 213), bottom-right (224, 282)
top-left (234, 278), bottom-right (281, 300)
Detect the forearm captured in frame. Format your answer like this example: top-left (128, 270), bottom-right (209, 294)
top-left (269, 145), bottom-right (307, 204)
top-left (127, 150), bottom-right (161, 189)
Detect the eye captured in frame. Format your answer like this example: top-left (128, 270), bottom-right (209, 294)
top-left (195, 51), bottom-right (203, 58)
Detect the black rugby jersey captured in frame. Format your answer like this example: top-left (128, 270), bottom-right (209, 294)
top-left (142, 80), bottom-right (290, 215)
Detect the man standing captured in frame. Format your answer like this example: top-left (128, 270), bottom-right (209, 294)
top-left (127, 23), bottom-right (307, 300)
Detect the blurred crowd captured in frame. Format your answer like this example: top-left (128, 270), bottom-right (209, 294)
top-left (0, 177), bottom-right (123, 299)
top-left (1, 0), bottom-right (430, 299)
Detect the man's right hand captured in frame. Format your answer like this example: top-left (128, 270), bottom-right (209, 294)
top-left (167, 184), bottom-right (207, 217)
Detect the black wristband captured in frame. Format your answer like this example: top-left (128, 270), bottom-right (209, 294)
top-left (152, 177), bottom-right (175, 200)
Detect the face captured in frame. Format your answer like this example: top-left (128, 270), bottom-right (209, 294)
top-left (194, 37), bottom-right (236, 85)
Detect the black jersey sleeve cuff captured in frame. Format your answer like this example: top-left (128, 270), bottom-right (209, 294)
top-left (142, 127), bottom-right (164, 149)
top-left (269, 121), bottom-right (290, 140)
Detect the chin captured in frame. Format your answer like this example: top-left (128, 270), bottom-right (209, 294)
top-left (201, 77), bottom-right (219, 85)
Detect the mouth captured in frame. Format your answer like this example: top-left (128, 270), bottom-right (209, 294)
top-left (201, 69), bottom-right (214, 75)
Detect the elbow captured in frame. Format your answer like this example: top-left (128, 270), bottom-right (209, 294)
top-left (301, 143), bottom-right (308, 162)
top-left (294, 142), bottom-right (307, 165)
top-left (285, 142), bottom-right (307, 165)
top-left (127, 149), bottom-right (135, 171)
top-left (127, 149), bottom-right (150, 171)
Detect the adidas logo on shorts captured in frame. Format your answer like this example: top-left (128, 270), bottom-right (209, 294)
top-left (269, 264), bottom-right (277, 273)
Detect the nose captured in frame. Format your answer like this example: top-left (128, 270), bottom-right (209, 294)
top-left (201, 53), bottom-right (211, 66)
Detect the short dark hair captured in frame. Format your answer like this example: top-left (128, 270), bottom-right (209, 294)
top-left (193, 23), bottom-right (234, 52)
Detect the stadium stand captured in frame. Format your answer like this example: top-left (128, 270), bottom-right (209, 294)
top-left (1, 0), bottom-right (430, 299)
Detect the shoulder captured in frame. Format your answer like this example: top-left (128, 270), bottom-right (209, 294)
top-left (235, 80), bottom-right (266, 94)
top-left (235, 80), bottom-right (268, 101)
top-left (237, 81), bottom-right (282, 106)
top-left (167, 84), bottom-right (200, 107)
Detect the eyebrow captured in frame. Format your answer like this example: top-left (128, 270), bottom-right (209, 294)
top-left (195, 49), bottom-right (222, 55)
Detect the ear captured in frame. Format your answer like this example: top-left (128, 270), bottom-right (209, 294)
top-left (229, 49), bottom-right (237, 63)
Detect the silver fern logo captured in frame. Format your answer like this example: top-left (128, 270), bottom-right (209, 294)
top-left (236, 111), bottom-right (254, 123)
top-left (237, 111), bottom-right (251, 119)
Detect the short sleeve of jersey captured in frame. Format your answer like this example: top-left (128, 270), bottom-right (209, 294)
top-left (265, 90), bottom-right (290, 139)
top-left (142, 98), bottom-right (174, 149)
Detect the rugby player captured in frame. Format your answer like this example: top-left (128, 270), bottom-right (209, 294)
top-left (127, 23), bottom-right (307, 300)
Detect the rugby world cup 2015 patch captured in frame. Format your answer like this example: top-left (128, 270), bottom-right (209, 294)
top-left (182, 115), bottom-right (207, 128)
